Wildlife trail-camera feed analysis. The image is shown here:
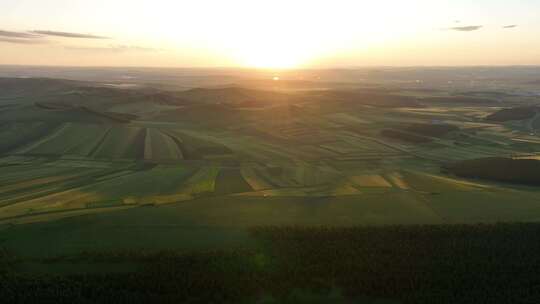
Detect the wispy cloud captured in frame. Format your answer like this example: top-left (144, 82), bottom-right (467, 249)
top-left (31, 30), bottom-right (109, 39)
top-left (502, 25), bottom-right (518, 29)
top-left (0, 30), bottom-right (48, 44)
top-left (65, 45), bottom-right (160, 53)
top-left (448, 25), bottom-right (483, 32)
top-left (0, 28), bottom-right (112, 45)
top-left (0, 30), bottom-right (40, 39)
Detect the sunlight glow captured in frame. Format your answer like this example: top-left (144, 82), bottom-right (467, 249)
top-left (236, 44), bottom-right (313, 69)
top-left (2, 0), bottom-right (538, 67)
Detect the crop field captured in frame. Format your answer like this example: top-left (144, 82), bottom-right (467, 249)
top-left (143, 128), bottom-right (184, 161)
top-left (15, 123), bottom-right (111, 156)
top-left (91, 126), bottom-right (146, 159)
top-left (0, 162), bottom-right (205, 221)
top-left (240, 165), bottom-right (276, 190)
top-left (214, 168), bottom-right (253, 195)
top-left (1, 107), bottom-right (539, 225)
top-left (0, 122), bottom-right (61, 154)
top-left (2, 75), bottom-right (540, 301)
top-left (349, 174), bottom-right (393, 188)
top-left (175, 166), bottom-right (220, 195)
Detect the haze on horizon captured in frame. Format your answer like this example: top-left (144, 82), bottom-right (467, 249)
top-left (1, 0), bottom-right (539, 68)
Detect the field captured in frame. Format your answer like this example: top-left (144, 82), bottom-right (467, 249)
top-left (3, 223), bottom-right (540, 303)
top-left (2, 77), bottom-right (540, 229)
top-left (2, 73), bottom-right (540, 302)
top-left (91, 126), bottom-right (146, 159)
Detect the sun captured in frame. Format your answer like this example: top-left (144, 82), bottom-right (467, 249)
top-left (227, 26), bottom-right (319, 69)
top-left (236, 43), bottom-right (309, 69)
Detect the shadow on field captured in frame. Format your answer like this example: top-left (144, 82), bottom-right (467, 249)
top-left (2, 223), bottom-right (540, 303)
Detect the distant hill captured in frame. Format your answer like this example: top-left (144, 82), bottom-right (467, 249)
top-left (176, 87), bottom-right (424, 108)
top-left (0, 77), bottom-right (80, 101)
top-left (176, 87), bottom-right (299, 107)
top-left (421, 96), bottom-right (498, 104)
top-left (311, 90), bottom-right (423, 108)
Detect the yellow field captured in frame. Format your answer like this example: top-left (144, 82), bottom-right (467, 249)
top-left (385, 172), bottom-right (410, 189)
top-left (349, 174), bottom-right (393, 188)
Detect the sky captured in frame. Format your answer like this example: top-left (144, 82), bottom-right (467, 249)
top-left (0, 0), bottom-right (539, 68)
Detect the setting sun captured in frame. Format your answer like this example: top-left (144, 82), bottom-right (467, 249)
top-left (241, 49), bottom-right (302, 69)
top-left (234, 43), bottom-right (314, 68)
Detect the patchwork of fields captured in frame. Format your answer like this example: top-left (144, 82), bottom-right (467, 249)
top-left (2, 77), bottom-right (540, 258)
top-left (2, 114), bottom-right (540, 227)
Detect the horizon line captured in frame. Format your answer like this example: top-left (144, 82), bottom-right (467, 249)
top-left (1, 63), bottom-right (540, 71)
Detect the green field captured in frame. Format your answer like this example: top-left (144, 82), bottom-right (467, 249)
top-left (16, 123), bottom-right (111, 156)
top-left (91, 126), bottom-right (146, 159)
top-left (2, 79), bottom-right (540, 229)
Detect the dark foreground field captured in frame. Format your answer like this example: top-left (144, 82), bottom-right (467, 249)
top-left (2, 223), bottom-right (540, 304)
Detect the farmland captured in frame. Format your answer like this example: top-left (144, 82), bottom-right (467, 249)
top-left (1, 71), bottom-right (540, 302)
top-left (2, 76), bottom-right (540, 229)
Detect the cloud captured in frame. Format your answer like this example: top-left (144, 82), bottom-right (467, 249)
top-left (31, 30), bottom-right (109, 39)
top-left (0, 37), bottom-right (49, 44)
top-left (0, 30), bottom-right (47, 44)
top-left (65, 45), bottom-right (160, 53)
top-left (0, 30), bottom-right (40, 39)
top-left (0, 28), bottom-right (111, 45)
top-left (503, 25), bottom-right (518, 29)
top-left (448, 25), bottom-right (483, 32)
